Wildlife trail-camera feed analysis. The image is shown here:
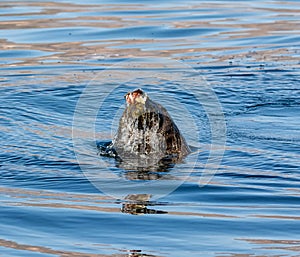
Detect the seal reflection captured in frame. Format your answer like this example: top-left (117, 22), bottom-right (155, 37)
top-left (121, 194), bottom-right (168, 215)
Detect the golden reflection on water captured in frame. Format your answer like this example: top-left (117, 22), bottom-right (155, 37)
top-left (0, 186), bottom-right (239, 218)
top-left (218, 238), bottom-right (300, 256)
top-left (3, 184), bottom-right (298, 255)
top-left (0, 238), bottom-right (162, 257)
top-left (0, 1), bottom-right (300, 71)
top-left (0, 238), bottom-right (109, 257)
top-left (242, 238), bottom-right (300, 252)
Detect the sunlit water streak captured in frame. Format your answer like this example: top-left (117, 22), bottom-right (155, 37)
top-left (0, 0), bottom-right (300, 256)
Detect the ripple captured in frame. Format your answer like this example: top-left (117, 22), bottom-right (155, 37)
top-left (1, 0), bottom-right (300, 256)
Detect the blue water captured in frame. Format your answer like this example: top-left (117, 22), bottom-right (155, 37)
top-left (1, 1), bottom-right (300, 256)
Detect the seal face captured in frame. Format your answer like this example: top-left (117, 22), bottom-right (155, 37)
top-left (112, 89), bottom-right (190, 165)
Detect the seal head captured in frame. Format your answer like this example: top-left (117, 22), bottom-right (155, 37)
top-left (112, 89), bottom-right (190, 166)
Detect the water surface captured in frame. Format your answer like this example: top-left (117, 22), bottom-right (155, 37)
top-left (1, 0), bottom-right (300, 256)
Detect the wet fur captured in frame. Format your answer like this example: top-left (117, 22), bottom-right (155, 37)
top-left (113, 92), bottom-right (190, 163)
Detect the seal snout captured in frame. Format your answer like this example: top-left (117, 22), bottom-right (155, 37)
top-left (124, 89), bottom-right (146, 105)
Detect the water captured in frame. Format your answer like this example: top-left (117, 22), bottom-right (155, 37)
top-left (1, 0), bottom-right (300, 256)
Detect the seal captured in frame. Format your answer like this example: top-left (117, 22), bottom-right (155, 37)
top-left (111, 89), bottom-right (190, 165)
